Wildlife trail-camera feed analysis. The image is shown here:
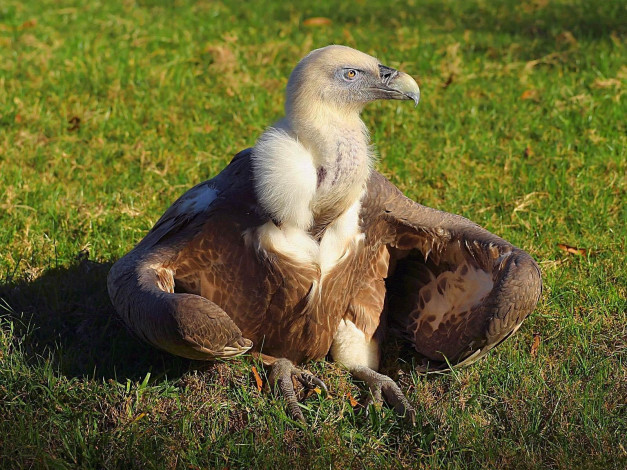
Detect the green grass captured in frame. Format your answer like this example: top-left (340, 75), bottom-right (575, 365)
top-left (1, 0), bottom-right (625, 468)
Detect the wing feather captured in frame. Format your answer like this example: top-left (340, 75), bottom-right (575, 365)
top-left (365, 171), bottom-right (542, 370)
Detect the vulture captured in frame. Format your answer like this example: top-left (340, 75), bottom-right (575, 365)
top-left (108, 45), bottom-right (542, 422)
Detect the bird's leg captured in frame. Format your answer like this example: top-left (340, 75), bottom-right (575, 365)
top-left (350, 365), bottom-right (416, 424)
top-left (268, 358), bottom-right (328, 423)
top-left (330, 319), bottom-right (415, 422)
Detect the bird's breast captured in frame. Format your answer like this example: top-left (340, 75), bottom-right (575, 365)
top-left (251, 195), bottom-right (365, 277)
top-left (173, 198), bottom-right (372, 363)
top-left (247, 223), bottom-right (369, 362)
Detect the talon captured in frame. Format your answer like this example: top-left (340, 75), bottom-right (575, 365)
top-left (269, 358), bottom-right (326, 423)
top-left (351, 365), bottom-right (416, 424)
top-left (296, 371), bottom-right (328, 394)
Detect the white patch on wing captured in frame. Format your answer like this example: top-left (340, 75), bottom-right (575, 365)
top-left (179, 185), bottom-right (219, 214)
top-left (330, 319), bottom-right (380, 370)
top-left (413, 263), bottom-right (493, 334)
top-left (252, 127), bottom-right (317, 230)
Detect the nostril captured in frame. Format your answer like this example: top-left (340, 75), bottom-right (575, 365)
top-left (378, 65), bottom-right (398, 85)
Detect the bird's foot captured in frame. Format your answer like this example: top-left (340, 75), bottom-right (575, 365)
top-left (269, 358), bottom-right (328, 423)
top-left (351, 365), bottom-right (415, 424)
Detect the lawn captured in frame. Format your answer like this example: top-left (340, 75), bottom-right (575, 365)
top-left (0, 0), bottom-right (625, 468)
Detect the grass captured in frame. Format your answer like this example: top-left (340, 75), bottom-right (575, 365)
top-left (0, 0), bottom-right (625, 468)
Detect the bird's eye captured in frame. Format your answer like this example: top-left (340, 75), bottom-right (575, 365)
top-left (344, 69), bottom-right (358, 80)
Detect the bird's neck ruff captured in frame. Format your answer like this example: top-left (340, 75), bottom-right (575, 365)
top-left (248, 106), bottom-right (371, 274)
top-left (251, 106), bottom-right (373, 232)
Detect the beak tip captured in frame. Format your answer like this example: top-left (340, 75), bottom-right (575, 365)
top-left (376, 66), bottom-right (421, 107)
top-left (394, 72), bottom-right (420, 106)
top-left (408, 91), bottom-right (420, 107)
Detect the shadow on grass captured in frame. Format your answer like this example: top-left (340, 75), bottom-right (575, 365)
top-left (335, 0), bottom-right (626, 41)
top-left (0, 258), bottom-right (196, 382)
top-left (455, 1), bottom-right (626, 39)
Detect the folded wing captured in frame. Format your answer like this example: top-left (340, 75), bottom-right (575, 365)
top-left (107, 150), bottom-right (255, 360)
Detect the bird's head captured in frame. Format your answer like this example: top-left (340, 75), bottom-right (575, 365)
top-left (285, 45), bottom-right (420, 121)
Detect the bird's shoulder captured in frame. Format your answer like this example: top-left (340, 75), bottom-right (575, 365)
top-left (138, 148), bottom-right (263, 250)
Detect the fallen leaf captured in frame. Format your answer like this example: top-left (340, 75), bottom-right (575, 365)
top-left (568, 93), bottom-right (591, 104)
top-left (222, 33), bottom-right (238, 43)
top-left (530, 334), bottom-right (541, 358)
top-left (522, 0), bottom-right (549, 13)
top-left (303, 17), bottom-right (332, 27)
top-left (592, 78), bottom-right (621, 89)
top-left (520, 89), bottom-right (538, 101)
top-left (610, 32), bottom-right (622, 48)
top-left (251, 366), bottom-right (263, 392)
top-left (204, 44), bottom-right (236, 73)
top-left (303, 385), bottom-right (324, 400)
top-left (524, 59), bottom-right (540, 73)
top-left (19, 19), bottom-right (37, 30)
top-left (513, 191), bottom-right (548, 213)
top-left (342, 27), bottom-right (355, 43)
top-left (556, 31), bottom-right (578, 47)
top-left (67, 116), bottom-right (81, 132)
top-left (440, 42), bottom-right (462, 81)
top-left (347, 392), bottom-right (358, 407)
top-left (132, 412), bottom-right (146, 423)
top-left (523, 51), bottom-right (570, 74)
top-left (557, 243), bottom-right (587, 256)
top-left (585, 128), bottom-right (605, 144)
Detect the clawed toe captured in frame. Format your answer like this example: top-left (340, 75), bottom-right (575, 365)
top-left (352, 366), bottom-right (416, 424)
top-left (294, 370), bottom-right (328, 393)
top-left (267, 359), bottom-right (414, 424)
top-left (269, 358), bottom-right (327, 423)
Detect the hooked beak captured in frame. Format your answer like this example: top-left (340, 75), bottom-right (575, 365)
top-left (374, 64), bottom-right (421, 106)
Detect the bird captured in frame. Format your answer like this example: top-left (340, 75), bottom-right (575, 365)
top-left (107, 45), bottom-right (542, 423)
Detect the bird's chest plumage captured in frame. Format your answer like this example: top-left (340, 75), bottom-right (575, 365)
top-left (250, 245), bottom-right (362, 362)
top-left (173, 134), bottom-right (382, 362)
top-left (173, 202), bottom-right (380, 363)
top-left (238, 210), bottom-right (369, 362)
top-left (249, 222), bottom-right (389, 363)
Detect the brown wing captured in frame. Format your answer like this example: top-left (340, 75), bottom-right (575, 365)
top-left (110, 148), bottom-right (335, 365)
top-left (107, 150), bottom-right (257, 360)
top-left (172, 209), bottom-right (328, 364)
top-left (365, 172), bottom-right (542, 371)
